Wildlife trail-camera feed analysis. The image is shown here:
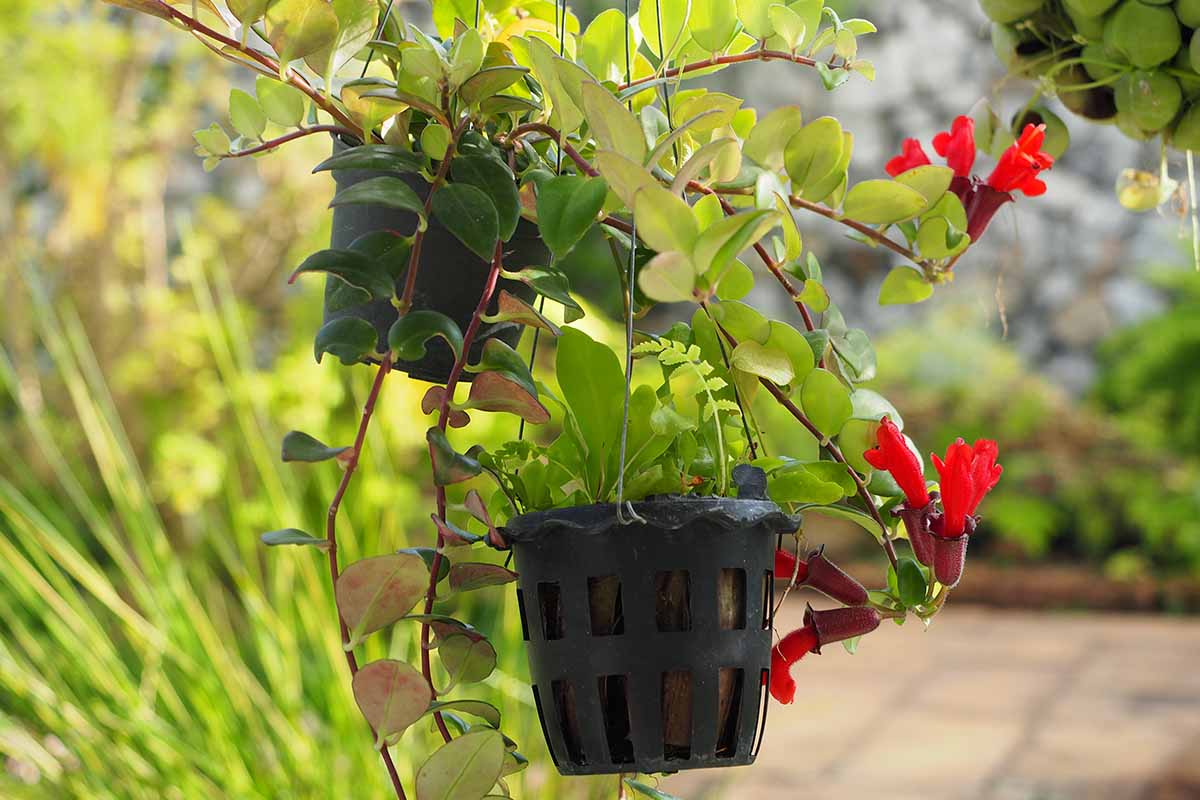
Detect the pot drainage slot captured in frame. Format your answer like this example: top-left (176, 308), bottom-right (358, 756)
top-left (552, 679), bottom-right (586, 766)
top-left (530, 684), bottom-right (559, 768)
top-left (655, 570), bottom-right (691, 632)
top-left (751, 668), bottom-right (770, 758)
top-left (718, 569), bottom-right (746, 630)
top-left (761, 570), bottom-right (773, 630)
top-left (538, 581), bottom-right (564, 640)
top-left (515, 588), bottom-right (530, 641)
top-left (587, 575), bottom-right (624, 636)
top-left (661, 670), bottom-right (693, 761)
top-left (716, 668), bottom-right (745, 758)
top-left (597, 674), bottom-right (634, 764)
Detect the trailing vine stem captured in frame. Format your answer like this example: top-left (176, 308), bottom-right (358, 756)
top-left (711, 323), bottom-right (899, 570)
top-left (501, 123), bottom-right (599, 177)
top-left (617, 48), bottom-right (851, 91)
top-left (323, 358), bottom-right (408, 800)
top-left (216, 125), bottom-right (359, 159)
top-left (398, 117), bottom-right (473, 313)
top-left (156, 3), bottom-right (365, 136)
top-left (419, 240), bottom-right (507, 744)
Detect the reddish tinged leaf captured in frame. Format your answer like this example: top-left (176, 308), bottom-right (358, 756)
top-left (439, 633), bottom-right (497, 689)
top-left (448, 563), bottom-right (519, 593)
top-left (415, 729), bottom-right (506, 800)
top-left (430, 618), bottom-right (484, 642)
top-left (336, 553), bottom-right (429, 648)
top-left (481, 290), bottom-right (562, 335)
top-left (462, 489), bottom-right (501, 543)
top-left (462, 371), bottom-right (550, 423)
top-left (431, 513), bottom-right (484, 547)
top-left (427, 427), bottom-right (482, 485)
top-left (351, 659), bottom-right (432, 748)
top-left (420, 386), bottom-right (470, 428)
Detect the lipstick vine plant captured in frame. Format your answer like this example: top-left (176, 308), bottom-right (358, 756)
top-left (105, 0), bottom-right (1050, 797)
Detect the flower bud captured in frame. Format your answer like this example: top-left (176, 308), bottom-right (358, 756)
top-left (896, 500), bottom-right (938, 568)
top-left (802, 547), bottom-right (868, 607)
top-left (803, 604), bottom-right (882, 653)
top-left (933, 534), bottom-right (969, 589)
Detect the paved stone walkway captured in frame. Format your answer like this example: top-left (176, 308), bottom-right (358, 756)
top-left (663, 606), bottom-right (1200, 800)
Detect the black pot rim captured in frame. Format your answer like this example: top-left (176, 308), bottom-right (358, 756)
top-left (501, 494), bottom-right (800, 543)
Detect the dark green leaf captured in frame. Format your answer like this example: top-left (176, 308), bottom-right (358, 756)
top-left (281, 430), bottom-right (350, 462)
top-left (312, 144), bottom-right (425, 174)
top-left (260, 528), bottom-right (330, 549)
top-left (388, 310), bottom-right (463, 361)
top-left (451, 156), bottom-right (521, 241)
top-left (896, 557), bottom-right (928, 608)
top-left (291, 248), bottom-right (395, 300)
top-left (314, 317), bottom-right (379, 365)
top-left (459, 65), bottom-right (530, 105)
top-left (536, 176), bottom-right (608, 260)
top-left (431, 183), bottom-right (499, 261)
top-left (329, 176), bottom-right (426, 224)
top-left (500, 267), bottom-right (584, 322)
top-left (427, 427), bottom-right (483, 485)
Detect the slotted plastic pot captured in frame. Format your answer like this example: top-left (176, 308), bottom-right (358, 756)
top-left (501, 472), bottom-right (799, 776)
top-left (323, 136), bottom-right (545, 384)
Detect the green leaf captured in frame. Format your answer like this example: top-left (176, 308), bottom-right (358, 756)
top-left (194, 123), bottom-right (230, 156)
top-left (388, 311), bottom-right (464, 362)
top-left (329, 177), bottom-right (427, 225)
top-left (849, 388), bottom-right (901, 425)
top-left (916, 217), bottom-right (969, 260)
top-left (625, 779), bottom-right (683, 800)
top-left (500, 267), bottom-right (584, 322)
top-left (256, 75), bottom-right (306, 127)
top-left (260, 528), bottom-right (330, 549)
top-left (352, 659), bottom-right (432, 748)
top-left (745, 105), bottom-right (804, 171)
top-left (415, 729), bottom-right (505, 800)
top-left (315, 0), bottom-right (378, 79)
top-left (337, 553), bottom-right (429, 647)
top-left (314, 317), bottom-right (378, 365)
top-left (730, 341), bottom-right (794, 385)
top-left (892, 165), bottom-right (954, 212)
top-left (800, 368), bottom-right (852, 440)
top-left (638, 251), bottom-right (696, 303)
top-left (556, 328), bottom-right (626, 497)
top-left (830, 328), bottom-right (876, 382)
top-left (537, 176), bottom-right (608, 259)
top-left (227, 0), bottom-right (270, 24)
top-left (693, 209), bottom-right (780, 278)
top-left (692, 0), bottom-right (740, 51)
top-left (594, 150), bottom-right (658, 209)
top-left (581, 83), bottom-right (646, 164)
top-left (797, 503), bottom-right (885, 541)
top-left (769, 3), bottom-right (808, 50)
top-left (784, 116), bottom-right (844, 191)
top-left (896, 557), bottom-right (928, 608)
top-left (459, 65), bottom-right (529, 106)
top-left (464, 339), bottom-right (535, 391)
top-left (815, 61), bottom-right (850, 91)
top-left (842, 180), bottom-right (928, 225)
top-left (638, 0), bottom-right (690, 60)
top-left (420, 122), bottom-right (451, 160)
top-left (580, 8), bottom-right (638, 82)
top-left (432, 184), bottom-right (499, 261)
top-left (878, 266), bottom-right (933, 306)
top-left (448, 563), bottom-right (520, 592)
top-left (291, 248), bottom-right (395, 300)
top-left (798, 279), bottom-right (829, 312)
top-left (736, 0), bottom-right (775, 39)
top-left (426, 699), bottom-right (502, 728)
top-left (313, 145), bottom-right (425, 174)
top-left (447, 28), bottom-right (485, 89)
top-left (427, 427), bottom-right (483, 485)
top-left (764, 320), bottom-right (815, 385)
top-left (438, 634), bottom-right (498, 688)
top-left (265, 0), bottom-right (339, 67)
top-left (634, 184), bottom-right (699, 254)
top-left (281, 430), bottom-right (350, 462)
top-left (229, 89), bottom-right (266, 140)
top-left (462, 372), bottom-right (550, 423)
top-left (450, 156), bottom-right (520, 242)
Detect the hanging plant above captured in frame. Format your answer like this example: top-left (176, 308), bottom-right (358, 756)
top-left (103, 0), bottom-right (1028, 797)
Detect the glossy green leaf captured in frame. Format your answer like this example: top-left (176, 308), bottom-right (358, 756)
top-left (265, 0), bottom-right (339, 67)
top-left (555, 327), bottom-right (626, 497)
top-left (451, 156), bottom-right (520, 241)
top-left (842, 180), bottom-right (928, 225)
top-left (692, 0), bottom-right (740, 51)
top-left (768, 467), bottom-right (846, 504)
top-left (388, 311), bottom-right (463, 362)
top-left (581, 83), bottom-right (646, 164)
top-left (314, 317), bottom-right (378, 365)
top-left (537, 176), bottom-right (608, 259)
top-left (896, 557), bottom-right (928, 608)
top-left (426, 699), bottom-right (502, 728)
top-left (460, 65), bottom-right (529, 106)
top-left (427, 427), bottom-right (483, 486)
top-left (256, 75), bottom-right (307, 127)
top-left (878, 266), bottom-right (933, 306)
top-left (892, 165), bottom-right (954, 212)
top-left (432, 183), bottom-right (499, 261)
top-left (744, 105), bottom-right (803, 170)
top-left (260, 528), bottom-right (330, 549)
top-left (329, 176), bottom-right (427, 224)
top-left (415, 729), bottom-right (505, 800)
top-left (352, 659), bottom-right (432, 748)
top-left (730, 341), bottom-right (794, 385)
top-left (438, 634), bottom-right (498, 688)
top-left (291, 248), bottom-right (395, 300)
top-left (229, 89), bottom-right (266, 140)
top-left (313, 145), bottom-right (425, 174)
top-left (337, 553), bottom-right (429, 647)
top-left (281, 430), bottom-right (350, 462)
top-left (419, 122), bottom-right (451, 160)
top-left (784, 116), bottom-right (844, 192)
top-left (638, 251), bottom-right (696, 303)
top-left (800, 368), bottom-right (852, 440)
top-left (634, 184), bottom-right (699, 254)
top-left (448, 563), bottom-right (520, 592)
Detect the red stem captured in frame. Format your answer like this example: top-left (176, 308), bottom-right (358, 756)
top-left (617, 48), bottom-right (848, 91)
top-left (504, 123), bottom-right (599, 177)
top-left (221, 125), bottom-right (358, 158)
top-left (419, 241), bottom-right (506, 743)
top-left (324, 359), bottom-right (408, 800)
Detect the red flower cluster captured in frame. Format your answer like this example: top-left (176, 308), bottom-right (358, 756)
top-left (886, 116), bottom-right (1054, 244)
top-left (863, 418), bottom-right (1001, 588)
top-left (769, 606), bottom-right (882, 705)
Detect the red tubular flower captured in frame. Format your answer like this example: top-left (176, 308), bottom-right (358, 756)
top-left (774, 549), bottom-right (809, 583)
top-left (932, 115), bottom-right (977, 178)
top-left (987, 124), bottom-right (1054, 196)
top-left (769, 625), bottom-right (818, 704)
top-left (804, 604), bottom-right (882, 653)
top-left (863, 416), bottom-right (931, 509)
top-left (885, 138), bottom-right (931, 177)
top-left (802, 548), bottom-right (869, 606)
top-left (931, 438), bottom-right (1002, 538)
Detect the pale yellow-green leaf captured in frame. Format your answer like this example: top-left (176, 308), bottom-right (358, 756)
top-left (638, 0), bottom-right (691, 61)
top-left (731, 341), bottom-right (794, 385)
top-left (581, 82), bottom-right (646, 164)
top-left (736, 0), bottom-right (775, 38)
top-left (638, 250), bottom-right (697, 302)
top-left (892, 165), bottom-right (954, 212)
top-left (798, 129), bottom-right (852, 203)
top-left (878, 265), bottom-right (934, 305)
top-left (595, 150), bottom-right (658, 208)
top-left (784, 116), bottom-right (843, 192)
top-left (842, 179), bottom-right (928, 225)
top-left (674, 91), bottom-right (742, 133)
top-left (768, 4), bottom-right (807, 50)
top-left (265, 0), bottom-right (339, 68)
top-left (416, 730), bottom-right (506, 800)
top-left (634, 184), bottom-right (700, 254)
top-left (691, 0), bottom-right (740, 52)
top-left (671, 137), bottom-right (737, 193)
top-left (448, 28), bottom-right (486, 89)
top-left (580, 8), bottom-right (639, 82)
top-left (420, 123), bottom-right (451, 160)
top-left (744, 106), bottom-right (803, 171)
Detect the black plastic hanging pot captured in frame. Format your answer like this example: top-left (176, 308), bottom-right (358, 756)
top-left (324, 136), bottom-right (545, 384)
top-left (501, 472), bottom-right (799, 776)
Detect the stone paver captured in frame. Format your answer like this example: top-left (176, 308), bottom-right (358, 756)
top-left (663, 604), bottom-right (1200, 800)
